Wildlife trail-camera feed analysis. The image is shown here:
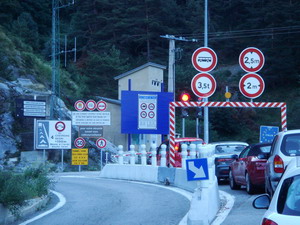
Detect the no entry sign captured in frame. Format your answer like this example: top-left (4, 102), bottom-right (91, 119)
top-left (192, 47), bottom-right (217, 72)
top-left (239, 47), bottom-right (265, 72)
top-left (191, 73), bottom-right (217, 98)
top-left (239, 73), bottom-right (265, 99)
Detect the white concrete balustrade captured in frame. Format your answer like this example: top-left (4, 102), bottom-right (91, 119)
top-left (102, 143), bottom-right (220, 225)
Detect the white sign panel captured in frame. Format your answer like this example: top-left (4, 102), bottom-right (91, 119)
top-left (36, 120), bottom-right (71, 149)
top-left (138, 94), bottom-right (157, 129)
top-left (72, 112), bottom-right (111, 126)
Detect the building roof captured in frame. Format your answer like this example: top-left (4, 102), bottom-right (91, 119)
top-left (114, 62), bottom-right (166, 80)
top-left (95, 96), bottom-right (121, 105)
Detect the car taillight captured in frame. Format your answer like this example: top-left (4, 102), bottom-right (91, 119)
top-left (262, 218), bottom-right (278, 225)
top-left (273, 155), bottom-right (284, 173)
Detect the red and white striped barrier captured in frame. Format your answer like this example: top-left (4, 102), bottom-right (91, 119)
top-left (169, 101), bottom-right (287, 167)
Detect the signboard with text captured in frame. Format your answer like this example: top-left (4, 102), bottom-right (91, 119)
top-left (72, 148), bottom-right (88, 165)
top-left (121, 91), bottom-right (173, 134)
top-left (72, 112), bottom-right (111, 126)
top-left (35, 120), bottom-right (71, 149)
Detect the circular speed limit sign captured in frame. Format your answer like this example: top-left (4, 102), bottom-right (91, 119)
top-left (74, 137), bottom-right (86, 148)
top-left (191, 73), bottom-right (217, 98)
top-left (239, 73), bottom-right (265, 99)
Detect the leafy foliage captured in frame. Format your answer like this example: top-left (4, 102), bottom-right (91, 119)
top-left (0, 0), bottom-right (299, 142)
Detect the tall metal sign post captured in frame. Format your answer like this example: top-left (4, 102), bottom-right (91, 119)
top-left (203, 0), bottom-right (209, 143)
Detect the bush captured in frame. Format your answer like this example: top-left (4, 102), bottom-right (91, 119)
top-left (0, 165), bottom-right (52, 216)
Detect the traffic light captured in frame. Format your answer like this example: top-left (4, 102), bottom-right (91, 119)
top-left (196, 107), bottom-right (203, 118)
top-left (181, 107), bottom-right (189, 118)
top-left (179, 92), bottom-right (191, 102)
top-left (179, 92), bottom-right (190, 118)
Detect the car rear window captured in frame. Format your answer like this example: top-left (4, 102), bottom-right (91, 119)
top-left (215, 144), bottom-right (247, 154)
top-left (277, 175), bottom-right (300, 216)
top-left (281, 134), bottom-right (300, 156)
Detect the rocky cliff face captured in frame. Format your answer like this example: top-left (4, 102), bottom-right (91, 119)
top-left (0, 78), bottom-right (51, 159)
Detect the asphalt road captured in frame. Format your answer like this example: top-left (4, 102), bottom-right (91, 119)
top-left (218, 180), bottom-right (266, 225)
top-left (18, 173), bottom-right (190, 225)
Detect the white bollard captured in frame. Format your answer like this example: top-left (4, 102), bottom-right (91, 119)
top-left (196, 144), bottom-right (202, 158)
top-left (130, 145), bottom-right (135, 165)
top-left (118, 145), bottom-right (124, 165)
top-left (141, 144), bottom-right (147, 165)
top-left (190, 144), bottom-right (196, 159)
top-left (160, 144), bottom-right (167, 167)
top-left (151, 143), bottom-right (157, 166)
top-left (181, 144), bottom-right (188, 169)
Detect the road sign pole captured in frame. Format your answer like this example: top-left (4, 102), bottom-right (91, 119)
top-left (204, 0), bottom-right (209, 144)
top-left (100, 150), bottom-right (103, 170)
top-left (61, 149), bottom-right (64, 171)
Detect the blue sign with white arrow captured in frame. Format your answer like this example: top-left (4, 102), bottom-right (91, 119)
top-left (186, 158), bottom-right (209, 181)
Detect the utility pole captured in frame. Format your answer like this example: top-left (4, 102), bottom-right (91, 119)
top-left (50, 0), bottom-right (75, 120)
top-left (203, 0), bottom-right (209, 143)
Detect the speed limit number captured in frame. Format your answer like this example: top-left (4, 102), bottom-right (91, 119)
top-left (191, 73), bottom-right (217, 98)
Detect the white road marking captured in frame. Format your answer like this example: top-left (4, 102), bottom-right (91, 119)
top-left (19, 190), bottom-right (66, 225)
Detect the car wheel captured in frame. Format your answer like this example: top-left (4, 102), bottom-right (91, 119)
top-left (246, 172), bottom-right (256, 194)
top-left (229, 170), bottom-right (240, 190)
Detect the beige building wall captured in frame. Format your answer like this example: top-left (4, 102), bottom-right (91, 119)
top-left (117, 64), bottom-right (164, 100)
top-left (102, 101), bottom-right (127, 148)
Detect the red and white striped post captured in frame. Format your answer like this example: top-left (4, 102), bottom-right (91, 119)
top-left (169, 101), bottom-right (287, 167)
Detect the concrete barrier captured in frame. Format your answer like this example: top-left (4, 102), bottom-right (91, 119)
top-left (101, 143), bottom-right (220, 225)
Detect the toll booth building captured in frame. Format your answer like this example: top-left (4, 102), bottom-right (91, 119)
top-left (114, 62), bottom-right (166, 150)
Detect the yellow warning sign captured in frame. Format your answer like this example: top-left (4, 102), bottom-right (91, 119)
top-left (72, 148), bottom-right (88, 165)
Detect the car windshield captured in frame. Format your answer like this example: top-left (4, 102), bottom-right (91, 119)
top-left (281, 134), bottom-right (300, 156)
top-left (277, 175), bottom-right (300, 216)
top-left (215, 144), bottom-right (247, 154)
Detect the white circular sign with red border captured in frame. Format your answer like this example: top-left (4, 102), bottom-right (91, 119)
top-left (74, 100), bottom-right (85, 111)
top-left (239, 47), bottom-right (265, 72)
top-left (191, 73), bottom-right (217, 98)
top-left (74, 137), bottom-right (86, 148)
top-left (96, 138), bottom-right (107, 149)
top-left (192, 47), bottom-right (218, 72)
top-left (55, 121), bottom-right (66, 132)
top-left (86, 100), bottom-right (97, 111)
top-left (239, 73), bottom-right (265, 99)
top-left (97, 100), bottom-right (107, 111)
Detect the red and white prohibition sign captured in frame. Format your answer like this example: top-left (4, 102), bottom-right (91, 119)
top-left (55, 121), bottom-right (66, 132)
top-left (191, 73), bottom-right (217, 98)
top-left (86, 100), bottom-right (97, 111)
top-left (192, 47), bottom-right (218, 72)
top-left (239, 73), bottom-right (265, 99)
top-left (96, 138), bottom-right (107, 149)
top-left (74, 137), bottom-right (86, 148)
top-left (97, 100), bottom-right (107, 111)
top-left (239, 47), bottom-right (265, 72)
top-left (74, 100), bottom-right (86, 111)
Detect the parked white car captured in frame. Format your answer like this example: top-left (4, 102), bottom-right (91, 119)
top-left (253, 157), bottom-right (300, 225)
top-left (265, 129), bottom-right (300, 196)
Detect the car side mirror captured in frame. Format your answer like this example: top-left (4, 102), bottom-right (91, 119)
top-left (252, 194), bottom-right (270, 209)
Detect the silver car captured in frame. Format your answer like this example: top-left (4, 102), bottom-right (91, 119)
top-left (265, 129), bottom-right (300, 196)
